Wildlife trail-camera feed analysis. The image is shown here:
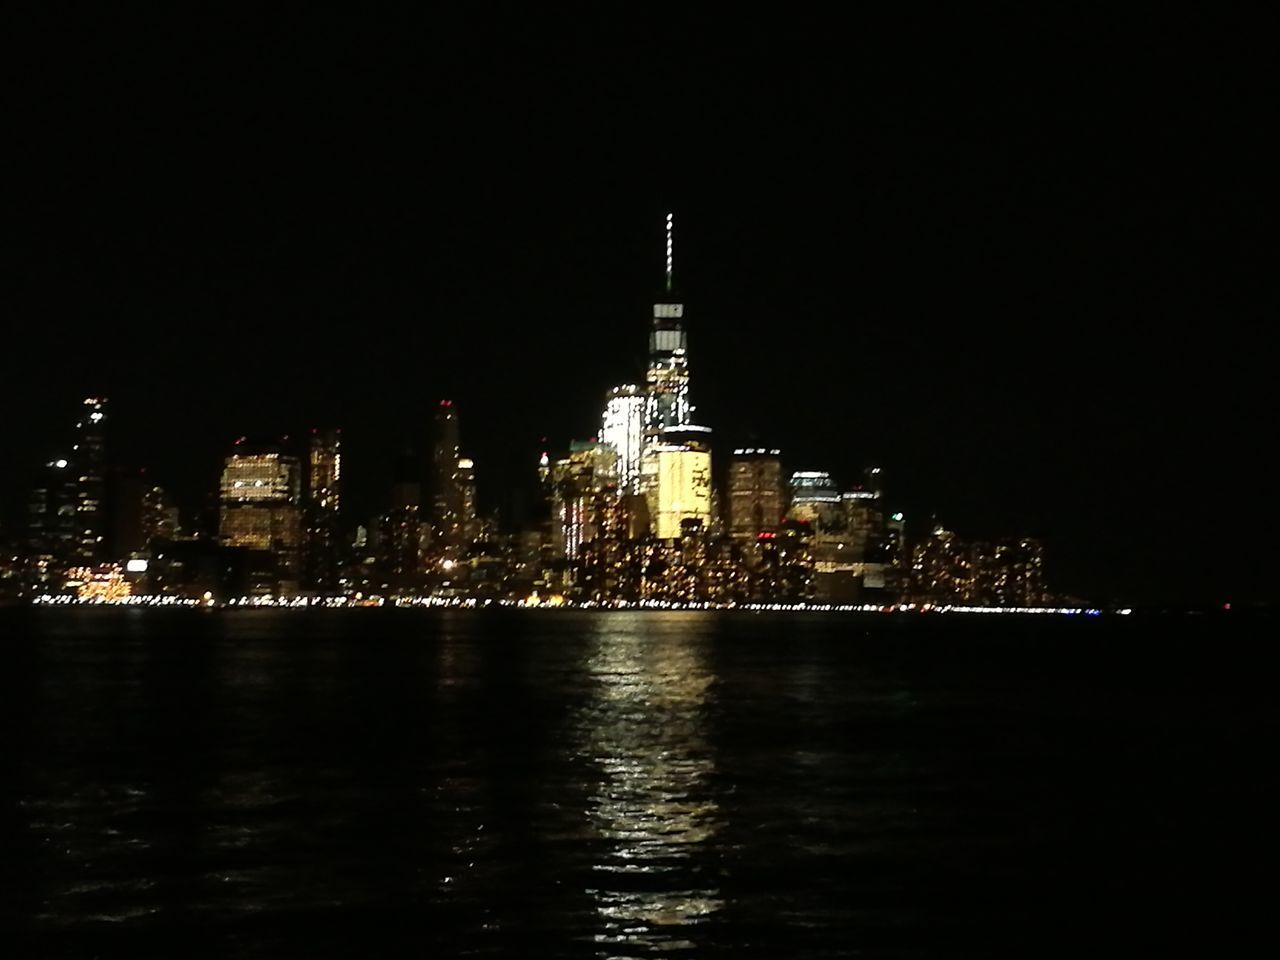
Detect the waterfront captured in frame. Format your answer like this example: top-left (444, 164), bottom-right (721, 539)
top-left (1, 608), bottom-right (1275, 957)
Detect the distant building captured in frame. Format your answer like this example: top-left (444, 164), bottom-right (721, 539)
top-left (601, 384), bottom-right (645, 494)
top-left (218, 440), bottom-right (303, 594)
top-left (27, 457), bottom-right (78, 563)
top-left (379, 447), bottom-right (424, 588)
top-left (74, 397), bottom-right (108, 561)
top-left (457, 457), bottom-right (479, 543)
top-left (431, 401), bottom-right (464, 547)
top-left (305, 429), bottom-right (343, 592)
top-left (104, 466), bottom-right (144, 560)
top-left (787, 471), bottom-right (842, 527)
top-left (641, 439), bottom-right (712, 541)
top-left (142, 485), bottom-right (182, 545)
top-left (644, 214), bottom-right (693, 440)
top-left (728, 448), bottom-right (784, 541)
top-left (909, 527), bottom-right (1047, 606)
top-left (550, 441), bottom-right (618, 559)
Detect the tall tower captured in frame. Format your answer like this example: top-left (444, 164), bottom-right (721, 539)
top-left (75, 397), bottom-right (108, 561)
top-left (600, 384), bottom-right (645, 495)
top-left (305, 429), bottom-right (342, 591)
top-left (432, 400), bottom-right (464, 547)
top-left (645, 213), bottom-right (692, 440)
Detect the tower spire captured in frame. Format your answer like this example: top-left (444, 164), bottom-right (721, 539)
top-left (665, 212), bottom-right (674, 293)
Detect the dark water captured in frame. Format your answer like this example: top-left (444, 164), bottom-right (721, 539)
top-left (1, 609), bottom-right (1276, 957)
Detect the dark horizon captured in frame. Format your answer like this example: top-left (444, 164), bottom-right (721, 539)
top-left (6, 9), bottom-right (1274, 607)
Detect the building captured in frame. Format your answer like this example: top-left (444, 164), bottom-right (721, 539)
top-left (218, 440), bottom-right (303, 593)
top-left (305, 429), bottom-right (343, 592)
top-left (431, 400), bottom-right (464, 547)
top-left (641, 439), bottom-right (712, 541)
top-left (457, 457), bottom-right (479, 543)
top-left (74, 397), bottom-right (108, 561)
top-left (601, 384), bottom-right (646, 494)
top-left (103, 466), bottom-right (144, 560)
top-left (27, 457), bottom-right (78, 563)
top-left (728, 448), bottom-right (785, 541)
top-left (142, 485), bottom-right (182, 545)
top-left (378, 447), bottom-right (424, 589)
top-left (644, 213), bottom-right (693, 440)
top-left (550, 441), bottom-right (618, 560)
top-left (787, 471), bottom-right (842, 527)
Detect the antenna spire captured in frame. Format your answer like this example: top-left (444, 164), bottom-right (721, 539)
top-left (665, 212), bottom-right (674, 293)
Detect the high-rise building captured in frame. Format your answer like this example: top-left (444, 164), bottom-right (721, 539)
top-left (728, 448), bottom-right (784, 541)
top-left (74, 397), bottom-right (108, 561)
top-left (550, 441), bottom-right (618, 559)
top-left (27, 457), bottom-right (78, 562)
top-left (644, 213), bottom-right (693, 441)
top-left (432, 401), bottom-right (464, 547)
top-left (641, 439), bottom-right (712, 541)
top-left (104, 466), bottom-right (144, 559)
top-left (787, 471), bottom-right (842, 527)
top-left (218, 441), bottom-right (303, 593)
top-left (457, 457), bottom-right (479, 543)
top-left (308, 429), bottom-right (342, 513)
top-left (305, 429), bottom-right (343, 592)
top-left (601, 384), bottom-right (645, 494)
top-left (142, 485), bottom-right (182, 545)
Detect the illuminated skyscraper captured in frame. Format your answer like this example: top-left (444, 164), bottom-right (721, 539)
top-left (218, 440), bottom-right (303, 592)
top-left (551, 441), bottom-right (618, 559)
top-left (641, 438), bottom-right (712, 541)
top-left (432, 400), bottom-right (464, 547)
top-left (142, 485), bottom-right (181, 545)
top-left (305, 429), bottom-right (342, 591)
top-left (27, 457), bottom-right (78, 562)
top-left (645, 213), bottom-right (692, 440)
top-left (787, 471), bottom-right (842, 526)
top-left (728, 449), bottom-right (784, 541)
top-left (457, 457), bottom-right (479, 543)
top-left (74, 397), bottom-right (108, 561)
top-left (601, 384), bottom-right (645, 494)
top-left (308, 429), bottom-right (342, 513)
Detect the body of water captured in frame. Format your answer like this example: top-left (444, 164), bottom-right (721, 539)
top-left (1, 608), bottom-right (1275, 957)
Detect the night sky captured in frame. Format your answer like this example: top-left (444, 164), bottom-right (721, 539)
top-left (7, 8), bottom-right (1274, 605)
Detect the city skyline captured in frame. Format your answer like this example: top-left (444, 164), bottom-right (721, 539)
top-left (6, 11), bottom-right (1272, 606)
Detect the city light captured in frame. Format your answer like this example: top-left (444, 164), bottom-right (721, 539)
top-left (5, 214), bottom-right (1080, 613)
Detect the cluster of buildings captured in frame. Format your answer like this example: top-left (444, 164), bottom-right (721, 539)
top-left (2, 216), bottom-right (1054, 607)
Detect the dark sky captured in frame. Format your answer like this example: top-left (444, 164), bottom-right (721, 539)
top-left (6, 8), bottom-right (1275, 605)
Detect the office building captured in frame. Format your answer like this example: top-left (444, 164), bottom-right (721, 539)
top-left (305, 428), bottom-right (343, 591)
top-left (644, 213), bottom-right (693, 440)
top-left (641, 439), bottom-right (712, 541)
top-left (432, 400), bottom-right (464, 547)
top-left (601, 384), bottom-right (645, 494)
top-left (74, 397), bottom-right (108, 561)
top-left (728, 448), bottom-right (785, 541)
top-left (218, 440), bottom-right (303, 593)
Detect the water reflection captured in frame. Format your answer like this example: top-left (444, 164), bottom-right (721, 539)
top-left (577, 615), bottom-right (724, 956)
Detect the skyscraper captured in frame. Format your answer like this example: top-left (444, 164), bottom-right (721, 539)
top-left (457, 457), bottom-right (479, 543)
top-left (550, 441), bottom-right (618, 559)
top-left (432, 400), bottom-right (464, 548)
top-left (27, 457), bottom-right (78, 563)
top-left (218, 440), bottom-right (303, 593)
top-left (644, 213), bottom-right (692, 440)
top-left (728, 448), bottom-right (785, 541)
top-left (74, 397), bottom-right (108, 561)
top-left (305, 429), bottom-right (342, 591)
top-left (641, 438), bottom-right (712, 541)
top-left (601, 384), bottom-right (645, 495)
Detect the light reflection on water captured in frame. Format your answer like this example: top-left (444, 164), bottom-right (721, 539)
top-left (578, 616), bottom-right (724, 955)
